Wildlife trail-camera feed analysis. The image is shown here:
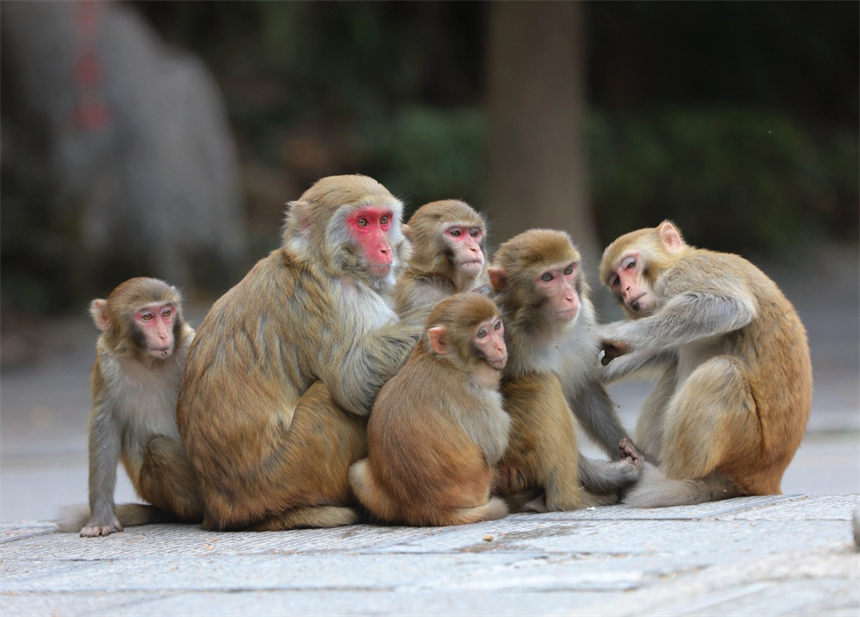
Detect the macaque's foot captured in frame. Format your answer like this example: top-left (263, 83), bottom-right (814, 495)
top-left (80, 519), bottom-right (123, 537)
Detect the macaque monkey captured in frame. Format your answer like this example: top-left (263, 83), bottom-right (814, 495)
top-left (394, 199), bottom-right (490, 315)
top-left (488, 230), bottom-right (640, 511)
top-left (598, 220), bottom-right (813, 507)
top-left (62, 277), bottom-right (202, 537)
top-left (349, 293), bottom-right (511, 526)
top-left (177, 175), bottom-right (427, 531)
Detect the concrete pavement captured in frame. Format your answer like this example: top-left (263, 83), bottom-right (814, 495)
top-left (1, 495), bottom-right (858, 616)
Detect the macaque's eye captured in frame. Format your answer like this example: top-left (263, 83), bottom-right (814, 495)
top-left (162, 308), bottom-right (173, 319)
top-left (356, 217), bottom-right (369, 228)
top-left (493, 320), bottom-right (503, 331)
top-left (448, 228), bottom-right (462, 237)
top-left (563, 263), bottom-right (576, 276)
top-left (622, 256), bottom-right (636, 270)
top-left (380, 215), bottom-right (390, 225)
top-left (608, 274), bottom-right (620, 288)
top-left (141, 312), bottom-right (154, 322)
top-left (541, 272), bottom-right (554, 283)
top-left (469, 228), bottom-right (481, 238)
top-left (476, 328), bottom-right (488, 339)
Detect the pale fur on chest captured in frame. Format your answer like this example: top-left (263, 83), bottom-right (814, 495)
top-left (333, 278), bottom-right (398, 330)
top-left (456, 384), bottom-right (510, 466)
top-left (100, 350), bottom-right (183, 444)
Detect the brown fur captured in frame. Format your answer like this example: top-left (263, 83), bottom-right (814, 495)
top-left (349, 294), bottom-right (510, 526)
top-left (177, 175), bottom-right (425, 530)
top-left (490, 230), bottom-right (639, 511)
top-left (599, 221), bottom-right (813, 506)
top-left (394, 199), bottom-right (490, 315)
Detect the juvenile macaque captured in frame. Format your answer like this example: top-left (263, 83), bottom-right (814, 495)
top-left (349, 293), bottom-right (511, 526)
top-left (489, 229), bottom-right (640, 511)
top-left (177, 175), bottom-right (427, 531)
top-left (61, 277), bottom-right (202, 537)
top-left (394, 199), bottom-right (490, 315)
top-left (598, 221), bottom-right (813, 506)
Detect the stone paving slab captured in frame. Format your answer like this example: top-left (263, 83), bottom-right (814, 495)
top-left (1, 494), bottom-right (858, 616)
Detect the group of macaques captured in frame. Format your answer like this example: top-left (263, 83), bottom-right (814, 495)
top-left (60, 174), bottom-right (812, 536)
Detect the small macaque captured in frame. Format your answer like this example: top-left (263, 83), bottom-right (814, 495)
top-left (64, 277), bottom-right (202, 537)
top-left (177, 175), bottom-right (427, 531)
top-left (489, 230), bottom-right (640, 512)
top-left (394, 199), bottom-right (490, 315)
top-left (349, 293), bottom-right (510, 526)
top-left (598, 221), bottom-right (813, 507)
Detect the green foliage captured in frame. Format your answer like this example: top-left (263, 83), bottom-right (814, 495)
top-left (587, 108), bottom-right (858, 254)
top-left (358, 107), bottom-right (486, 215)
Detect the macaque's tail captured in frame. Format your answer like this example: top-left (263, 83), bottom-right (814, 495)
top-left (622, 463), bottom-right (741, 508)
top-left (56, 503), bottom-right (175, 533)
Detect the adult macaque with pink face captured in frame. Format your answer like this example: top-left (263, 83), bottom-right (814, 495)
top-left (178, 174), bottom-right (429, 531)
top-left (394, 200), bottom-right (490, 315)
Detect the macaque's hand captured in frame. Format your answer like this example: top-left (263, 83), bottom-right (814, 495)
top-left (619, 436), bottom-right (642, 468)
top-left (600, 340), bottom-right (629, 365)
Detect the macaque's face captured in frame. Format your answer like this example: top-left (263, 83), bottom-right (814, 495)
top-left (347, 205), bottom-right (395, 278)
top-left (134, 302), bottom-right (178, 359)
top-left (605, 251), bottom-right (657, 316)
top-left (443, 223), bottom-right (485, 276)
top-left (472, 316), bottom-right (507, 370)
top-left (535, 261), bottom-right (581, 324)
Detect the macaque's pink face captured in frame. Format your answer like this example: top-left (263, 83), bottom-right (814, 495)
top-left (536, 261), bottom-right (580, 323)
top-left (444, 224), bottom-right (485, 276)
top-left (606, 251), bottom-right (657, 315)
top-left (348, 206), bottom-right (394, 277)
top-left (472, 317), bottom-right (507, 370)
top-left (135, 303), bottom-right (177, 359)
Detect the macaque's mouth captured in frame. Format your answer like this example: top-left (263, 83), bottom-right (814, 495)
top-left (459, 260), bottom-right (484, 273)
top-left (627, 294), bottom-right (647, 312)
top-left (367, 264), bottom-right (393, 276)
top-left (488, 358), bottom-right (507, 370)
top-left (557, 308), bottom-right (579, 321)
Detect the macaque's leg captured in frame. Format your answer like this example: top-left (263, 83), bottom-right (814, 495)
top-left (448, 497), bottom-right (508, 525)
top-left (661, 357), bottom-right (759, 481)
top-left (247, 382), bottom-right (367, 531)
top-left (139, 435), bottom-right (204, 521)
top-left (633, 370), bottom-right (676, 462)
top-left (251, 506), bottom-right (360, 531)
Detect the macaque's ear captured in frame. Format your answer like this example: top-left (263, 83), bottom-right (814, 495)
top-left (427, 326), bottom-right (449, 355)
top-left (90, 299), bottom-right (110, 332)
top-left (487, 267), bottom-right (508, 291)
top-left (658, 221), bottom-right (685, 252)
top-left (285, 200), bottom-right (313, 233)
top-left (401, 223), bottom-right (412, 240)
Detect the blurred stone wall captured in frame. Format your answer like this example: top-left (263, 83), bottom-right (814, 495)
top-left (1, 0), bottom-right (247, 312)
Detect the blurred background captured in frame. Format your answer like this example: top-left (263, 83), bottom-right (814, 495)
top-left (1, 1), bottom-right (857, 520)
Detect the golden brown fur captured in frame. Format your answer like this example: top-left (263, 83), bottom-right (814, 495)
top-left (394, 199), bottom-right (490, 315)
top-left (177, 175), bottom-right (426, 530)
top-left (349, 294), bottom-right (510, 526)
top-left (599, 221), bottom-right (813, 506)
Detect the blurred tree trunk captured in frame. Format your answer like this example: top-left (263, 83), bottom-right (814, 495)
top-left (485, 2), bottom-right (599, 276)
